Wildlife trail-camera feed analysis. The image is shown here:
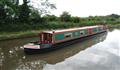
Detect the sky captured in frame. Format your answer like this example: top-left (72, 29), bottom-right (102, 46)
top-left (20, 0), bottom-right (120, 17)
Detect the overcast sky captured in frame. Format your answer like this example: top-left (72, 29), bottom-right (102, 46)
top-left (20, 0), bottom-right (120, 17)
top-left (50, 0), bottom-right (120, 17)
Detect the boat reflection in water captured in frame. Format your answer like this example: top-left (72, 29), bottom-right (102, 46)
top-left (43, 30), bottom-right (120, 70)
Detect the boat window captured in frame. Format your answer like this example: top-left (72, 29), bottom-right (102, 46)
top-left (80, 31), bottom-right (85, 35)
top-left (40, 34), bottom-right (42, 41)
top-left (75, 32), bottom-right (79, 36)
top-left (65, 33), bottom-right (72, 38)
top-left (43, 33), bottom-right (49, 40)
top-left (40, 33), bottom-right (44, 41)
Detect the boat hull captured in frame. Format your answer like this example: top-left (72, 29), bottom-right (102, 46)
top-left (24, 30), bottom-right (107, 54)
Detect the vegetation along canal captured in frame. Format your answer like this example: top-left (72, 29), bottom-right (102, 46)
top-left (0, 29), bottom-right (108, 70)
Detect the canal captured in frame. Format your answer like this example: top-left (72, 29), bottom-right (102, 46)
top-left (0, 29), bottom-right (119, 70)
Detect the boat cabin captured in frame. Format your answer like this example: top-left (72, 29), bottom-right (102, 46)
top-left (39, 25), bottom-right (106, 45)
top-left (40, 32), bottom-right (53, 44)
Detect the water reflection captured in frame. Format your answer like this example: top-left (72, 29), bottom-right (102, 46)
top-left (16, 60), bottom-right (46, 70)
top-left (0, 38), bottom-right (39, 70)
top-left (0, 48), bottom-right (4, 68)
top-left (0, 31), bottom-right (107, 70)
top-left (43, 30), bottom-right (120, 70)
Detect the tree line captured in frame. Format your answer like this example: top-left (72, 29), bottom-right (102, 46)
top-left (0, 0), bottom-right (120, 32)
top-left (44, 11), bottom-right (120, 25)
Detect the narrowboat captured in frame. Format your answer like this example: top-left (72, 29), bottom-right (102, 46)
top-left (24, 25), bottom-right (107, 54)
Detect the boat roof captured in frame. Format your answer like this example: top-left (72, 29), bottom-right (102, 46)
top-left (42, 25), bottom-right (100, 34)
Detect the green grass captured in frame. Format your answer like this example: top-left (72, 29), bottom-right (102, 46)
top-left (0, 30), bottom-right (43, 41)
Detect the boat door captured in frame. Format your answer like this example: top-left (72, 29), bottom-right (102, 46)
top-left (88, 28), bottom-right (92, 34)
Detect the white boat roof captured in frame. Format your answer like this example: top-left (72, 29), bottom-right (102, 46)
top-left (42, 25), bottom-right (100, 34)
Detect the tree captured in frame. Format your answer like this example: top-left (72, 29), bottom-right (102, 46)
top-left (60, 11), bottom-right (71, 22)
top-left (29, 0), bottom-right (56, 16)
top-left (0, 4), bottom-right (6, 23)
top-left (0, 0), bottom-right (56, 23)
top-left (42, 14), bottom-right (57, 21)
top-left (72, 17), bottom-right (80, 23)
top-left (109, 14), bottom-right (120, 19)
top-left (0, 0), bottom-right (20, 23)
top-left (29, 8), bottom-right (43, 23)
top-left (18, 0), bottom-right (30, 22)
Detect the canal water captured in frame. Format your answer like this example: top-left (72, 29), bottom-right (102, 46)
top-left (0, 29), bottom-right (119, 70)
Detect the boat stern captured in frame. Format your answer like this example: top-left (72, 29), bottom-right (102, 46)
top-left (23, 43), bottom-right (41, 54)
top-left (23, 42), bottom-right (53, 54)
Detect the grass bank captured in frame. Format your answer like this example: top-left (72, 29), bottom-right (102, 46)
top-left (0, 30), bottom-right (43, 41)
